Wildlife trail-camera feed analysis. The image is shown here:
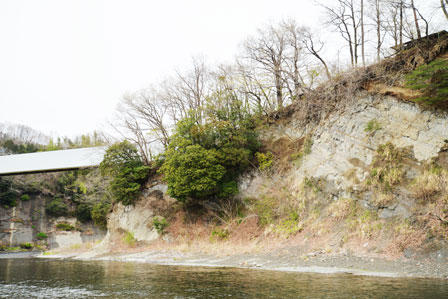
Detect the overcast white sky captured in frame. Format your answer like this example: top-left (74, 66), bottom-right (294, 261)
top-left (0, 0), bottom-right (321, 138)
top-left (0, 0), bottom-right (444, 138)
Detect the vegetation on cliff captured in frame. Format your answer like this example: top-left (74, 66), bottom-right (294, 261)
top-left (2, 0), bottom-right (448, 258)
top-left (405, 58), bottom-right (448, 107)
top-left (99, 141), bottom-right (150, 205)
top-left (159, 90), bottom-right (259, 203)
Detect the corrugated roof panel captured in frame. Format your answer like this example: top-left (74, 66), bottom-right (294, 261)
top-left (0, 147), bottom-right (106, 175)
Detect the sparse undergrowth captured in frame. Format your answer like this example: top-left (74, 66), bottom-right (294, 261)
top-left (364, 119), bottom-right (381, 134)
top-left (55, 222), bottom-right (76, 231)
top-left (405, 58), bottom-right (448, 108)
top-left (123, 231), bottom-right (136, 247)
top-left (366, 142), bottom-right (407, 192)
top-left (152, 216), bottom-right (168, 234)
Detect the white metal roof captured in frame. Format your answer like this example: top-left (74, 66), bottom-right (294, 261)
top-left (0, 147), bottom-right (106, 175)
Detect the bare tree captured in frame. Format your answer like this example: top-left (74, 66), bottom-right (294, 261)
top-left (111, 111), bottom-right (154, 165)
top-left (113, 87), bottom-right (172, 165)
top-left (0, 123), bottom-right (49, 145)
top-left (174, 57), bottom-right (210, 123)
top-left (302, 29), bottom-right (332, 80)
top-left (400, 0), bottom-right (404, 45)
top-left (410, 0), bottom-right (422, 39)
top-left (379, 0), bottom-right (405, 49)
top-left (158, 57), bottom-right (213, 126)
top-left (368, 0), bottom-right (385, 61)
top-left (236, 60), bottom-right (275, 114)
top-left (321, 0), bottom-right (361, 66)
top-left (242, 24), bottom-right (288, 110)
top-left (281, 19), bottom-right (307, 101)
top-left (123, 89), bottom-right (171, 149)
top-left (361, 0), bottom-right (366, 66)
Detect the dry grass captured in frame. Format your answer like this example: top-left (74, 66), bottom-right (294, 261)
top-left (366, 142), bottom-right (408, 192)
top-left (142, 209), bottom-right (269, 256)
top-left (386, 220), bottom-right (426, 256)
top-left (371, 192), bottom-right (395, 208)
top-left (412, 169), bottom-right (447, 202)
top-left (49, 240), bottom-right (101, 255)
top-left (327, 198), bottom-right (357, 221)
top-left (261, 135), bottom-right (313, 173)
top-left (281, 34), bottom-right (448, 127)
top-left (365, 82), bottom-right (422, 100)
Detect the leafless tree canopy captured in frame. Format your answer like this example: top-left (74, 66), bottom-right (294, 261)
top-left (110, 2), bottom-right (443, 162)
top-left (0, 123), bottom-right (49, 145)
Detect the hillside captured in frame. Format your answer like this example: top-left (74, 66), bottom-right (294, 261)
top-left (51, 35), bottom-right (448, 277)
top-left (2, 35), bottom-right (448, 278)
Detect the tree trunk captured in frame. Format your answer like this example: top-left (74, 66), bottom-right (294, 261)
top-left (361, 0), bottom-right (366, 66)
top-left (274, 68), bottom-right (283, 109)
top-left (399, 1), bottom-right (403, 47)
top-left (376, 0), bottom-right (381, 61)
top-left (443, 0), bottom-right (448, 20)
top-left (411, 0), bottom-right (421, 39)
top-left (350, 0), bottom-right (358, 65)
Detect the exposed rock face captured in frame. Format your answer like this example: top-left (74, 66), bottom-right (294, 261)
top-left (299, 95), bottom-right (447, 184)
top-left (240, 94), bottom-right (448, 218)
top-left (0, 196), bottom-right (105, 248)
top-left (99, 183), bottom-right (174, 247)
top-left (106, 200), bottom-right (158, 243)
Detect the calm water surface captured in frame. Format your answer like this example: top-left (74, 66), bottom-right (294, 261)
top-left (0, 258), bottom-right (447, 298)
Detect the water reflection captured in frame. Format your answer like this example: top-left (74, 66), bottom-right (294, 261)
top-left (0, 258), bottom-right (447, 298)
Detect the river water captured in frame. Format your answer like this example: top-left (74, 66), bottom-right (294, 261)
top-left (0, 258), bottom-right (447, 298)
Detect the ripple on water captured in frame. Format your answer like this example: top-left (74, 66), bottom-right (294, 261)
top-left (0, 283), bottom-right (106, 298)
top-left (1, 259), bottom-right (448, 298)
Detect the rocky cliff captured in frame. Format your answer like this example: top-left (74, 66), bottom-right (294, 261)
top-left (236, 92), bottom-right (448, 258)
top-left (0, 172), bottom-right (106, 250)
top-left (94, 92), bottom-right (448, 261)
top-left (0, 196), bottom-right (105, 249)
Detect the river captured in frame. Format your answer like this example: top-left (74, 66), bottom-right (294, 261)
top-left (0, 258), bottom-right (447, 298)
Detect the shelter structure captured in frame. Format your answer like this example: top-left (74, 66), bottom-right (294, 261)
top-left (0, 147), bottom-right (106, 176)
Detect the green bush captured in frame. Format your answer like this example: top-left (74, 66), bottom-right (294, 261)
top-left (19, 243), bottom-right (33, 250)
top-left (100, 141), bottom-right (150, 205)
top-left (0, 177), bottom-right (18, 208)
top-left (91, 201), bottom-right (111, 230)
top-left (55, 222), bottom-right (76, 231)
top-left (275, 211), bottom-right (302, 237)
top-left (405, 58), bottom-right (448, 107)
top-left (56, 171), bottom-right (79, 197)
top-left (244, 196), bottom-right (277, 227)
top-left (45, 198), bottom-right (68, 217)
top-left (20, 194), bottom-right (31, 201)
top-left (159, 92), bottom-right (259, 203)
top-left (210, 228), bottom-right (230, 241)
top-left (255, 152), bottom-right (274, 171)
top-left (152, 216), bottom-right (168, 234)
top-left (160, 143), bottom-right (226, 201)
top-left (123, 231), bottom-right (136, 246)
top-left (364, 119), bottom-right (381, 133)
top-left (75, 203), bottom-right (92, 222)
top-left (36, 232), bottom-right (48, 240)
top-left (77, 182), bottom-right (87, 194)
top-left (1, 139), bottom-right (40, 154)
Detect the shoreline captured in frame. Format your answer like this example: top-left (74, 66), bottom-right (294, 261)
top-left (34, 247), bottom-right (448, 280)
top-left (0, 250), bottom-right (42, 259)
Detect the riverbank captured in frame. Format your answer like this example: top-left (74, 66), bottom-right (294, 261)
top-left (37, 243), bottom-right (448, 279)
top-left (0, 250), bottom-right (41, 259)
